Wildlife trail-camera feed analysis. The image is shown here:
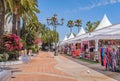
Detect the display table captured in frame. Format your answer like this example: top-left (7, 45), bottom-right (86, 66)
top-left (0, 70), bottom-right (11, 81)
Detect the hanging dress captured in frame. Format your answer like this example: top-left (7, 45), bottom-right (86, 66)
top-left (71, 45), bottom-right (76, 57)
top-left (110, 50), bottom-right (117, 72)
top-left (100, 47), bottom-right (106, 66)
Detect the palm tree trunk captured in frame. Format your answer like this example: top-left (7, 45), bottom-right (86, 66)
top-left (70, 27), bottom-right (72, 33)
top-left (17, 16), bottom-right (20, 36)
top-left (20, 18), bottom-right (26, 38)
top-left (78, 27), bottom-right (80, 33)
top-left (0, 0), bottom-right (5, 35)
top-left (23, 19), bottom-right (26, 29)
top-left (12, 13), bottom-right (17, 34)
top-left (17, 0), bottom-right (21, 36)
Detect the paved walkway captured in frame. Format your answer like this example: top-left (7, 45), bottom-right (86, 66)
top-left (10, 51), bottom-right (76, 81)
top-left (62, 54), bottom-right (120, 81)
top-left (10, 51), bottom-right (120, 81)
top-left (55, 54), bottom-right (119, 81)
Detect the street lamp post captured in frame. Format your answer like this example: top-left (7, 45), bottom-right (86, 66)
top-left (47, 14), bottom-right (64, 56)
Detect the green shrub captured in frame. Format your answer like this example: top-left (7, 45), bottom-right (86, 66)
top-left (7, 51), bottom-right (19, 60)
top-left (27, 45), bottom-right (38, 53)
top-left (0, 53), bottom-right (9, 62)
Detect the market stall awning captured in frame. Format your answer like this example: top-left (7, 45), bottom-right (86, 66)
top-left (77, 27), bottom-right (86, 36)
top-left (95, 14), bottom-right (112, 30)
top-left (66, 27), bottom-right (86, 43)
top-left (63, 35), bottom-right (68, 41)
top-left (68, 32), bottom-right (75, 39)
top-left (82, 23), bottom-right (120, 41)
top-left (61, 14), bottom-right (120, 45)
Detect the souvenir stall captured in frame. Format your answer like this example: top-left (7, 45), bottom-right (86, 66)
top-left (62, 32), bottom-right (76, 55)
top-left (89, 40), bottom-right (95, 60)
top-left (82, 22), bottom-right (120, 71)
top-left (76, 43), bottom-right (81, 56)
top-left (67, 33), bottom-right (76, 56)
top-left (71, 14), bottom-right (119, 61)
top-left (67, 27), bottom-right (86, 57)
top-left (81, 41), bottom-right (89, 58)
top-left (59, 35), bottom-right (68, 54)
top-left (60, 14), bottom-right (120, 71)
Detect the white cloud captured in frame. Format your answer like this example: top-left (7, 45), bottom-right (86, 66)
top-left (79, 0), bottom-right (120, 10)
top-left (64, 0), bottom-right (120, 13)
top-left (110, 0), bottom-right (118, 3)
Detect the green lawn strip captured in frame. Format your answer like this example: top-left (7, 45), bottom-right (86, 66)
top-left (76, 57), bottom-right (99, 64)
top-left (64, 53), bottom-right (99, 64)
top-left (65, 54), bottom-right (72, 56)
top-left (116, 67), bottom-right (120, 72)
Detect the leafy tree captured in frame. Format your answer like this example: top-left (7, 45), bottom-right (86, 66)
top-left (67, 20), bottom-right (74, 33)
top-left (40, 25), bottom-right (59, 43)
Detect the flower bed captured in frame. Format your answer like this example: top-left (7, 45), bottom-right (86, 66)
top-left (0, 34), bottom-right (23, 61)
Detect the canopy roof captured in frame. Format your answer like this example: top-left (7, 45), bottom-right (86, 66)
top-left (68, 32), bottom-right (75, 39)
top-left (95, 14), bottom-right (112, 30)
top-left (63, 35), bottom-right (68, 41)
top-left (77, 27), bottom-right (85, 36)
top-left (79, 23), bottom-right (120, 41)
top-left (67, 23), bottom-right (120, 43)
top-left (61, 14), bottom-right (120, 45)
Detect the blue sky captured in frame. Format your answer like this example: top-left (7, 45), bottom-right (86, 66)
top-left (37, 0), bottom-right (120, 41)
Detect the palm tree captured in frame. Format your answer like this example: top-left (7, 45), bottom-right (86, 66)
top-left (21, 0), bottom-right (40, 37)
top-left (67, 20), bottom-right (74, 33)
top-left (40, 25), bottom-right (59, 44)
top-left (93, 21), bottom-right (100, 29)
top-left (26, 19), bottom-right (43, 33)
top-left (0, 0), bottom-right (5, 35)
top-left (6, 0), bottom-right (18, 34)
top-left (6, 0), bottom-right (40, 35)
top-left (86, 21), bottom-right (93, 32)
top-left (74, 19), bottom-right (82, 33)
top-left (20, 18), bottom-right (42, 44)
top-left (85, 21), bottom-right (100, 32)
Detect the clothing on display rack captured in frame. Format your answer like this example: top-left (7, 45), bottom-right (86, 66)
top-left (110, 47), bottom-right (117, 72)
top-left (71, 44), bottom-right (76, 57)
top-left (105, 46), bottom-right (111, 70)
top-left (100, 47), bottom-right (106, 67)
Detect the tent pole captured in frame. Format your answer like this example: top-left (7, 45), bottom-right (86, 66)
top-left (95, 39), bottom-right (99, 51)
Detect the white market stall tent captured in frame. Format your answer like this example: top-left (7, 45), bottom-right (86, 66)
top-left (59, 35), bottom-right (68, 46)
top-left (62, 14), bottom-right (120, 51)
top-left (59, 32), bottom-right (75, 45)
top-left (74, 15), bottom-right (120, 51)
top-left (81, 23), bottom-right (120, 51)
top-left (95, 14), bottom-right (112, 30)
top-left (77, 27), bottom-right (86, 36)
top-left (64, 32), bottom-right (76, 44)
top-left (68, 32), bottom-right (75, 39)
top-left (66, 27), bottom-right (86, 44)
top-left (60, 14), bottom-right (120, 51)
top-left (82, 23), bottom-right (120, 41)
top-left (73, 14), bottom-right (112, 42)
top-left (63, 35), bottom-right (68, 41)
